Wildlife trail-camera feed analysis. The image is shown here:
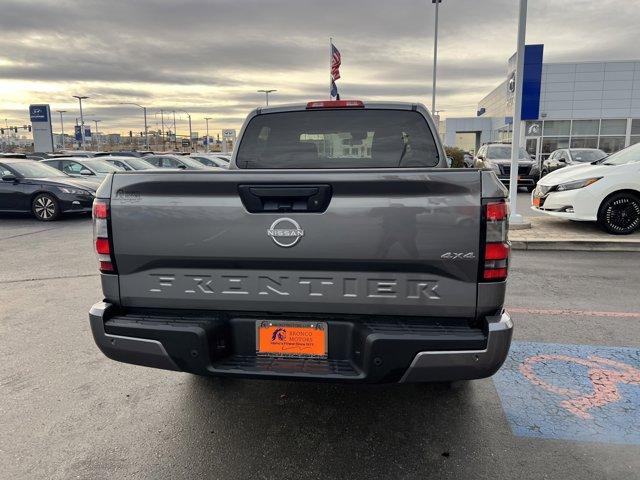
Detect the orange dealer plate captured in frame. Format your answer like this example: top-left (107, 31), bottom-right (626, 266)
top-left (256, 321), bottom-right (327, 357)
top-left (532, 197), bottom-right (541, 207)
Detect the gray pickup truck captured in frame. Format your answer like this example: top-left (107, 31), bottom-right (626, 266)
top-left (89, 100), bottom-right (512, 383)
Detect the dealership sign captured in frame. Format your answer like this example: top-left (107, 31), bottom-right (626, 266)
top-left (505, 44), bottom-right (544, 121)
top-left (28, 104), bottom-right (54, 152)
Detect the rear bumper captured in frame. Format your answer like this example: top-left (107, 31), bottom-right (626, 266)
top-left (89, 302), bottom-right (512, 383)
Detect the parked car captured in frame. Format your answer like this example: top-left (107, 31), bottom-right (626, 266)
top-left (532, 142), bottom-right (640, 234)
top-left (0, 153), bottom-right (28, 159)
top-left (89, 99), bottom-right (513, 384)
top-left (144, 154), bottom-right (211, 170)
top-left (41, 157), bottom-right (123, 185)
top-left (474, 143), bottom-right (539, 191)
top-left (541, 148), bottom-right (607, 177)
top-left (94, 151), bottom-right (154, 158)
top-left (0, 159), bottom-right (96, 221)
top-left (463, 153), bottom-right (474, 168)
top-left (189, 153), bottom-right (230, 168)
top-left (103, 156), bottom-right (158, 171)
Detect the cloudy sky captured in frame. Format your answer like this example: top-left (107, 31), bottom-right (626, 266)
top-left (1, 0), bottom-right (638, 136)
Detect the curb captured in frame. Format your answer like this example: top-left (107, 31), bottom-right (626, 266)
top-left (510, 239), bottom-right (640, 252)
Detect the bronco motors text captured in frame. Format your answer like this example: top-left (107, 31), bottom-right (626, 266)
top-left (89, 100), bottom-right (513, 383)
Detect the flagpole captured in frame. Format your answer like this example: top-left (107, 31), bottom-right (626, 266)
top-left (329, 37), bottom-right (333, 99)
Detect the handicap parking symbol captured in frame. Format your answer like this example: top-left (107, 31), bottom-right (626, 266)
top-left (493, 342), bottom-right (640, 444)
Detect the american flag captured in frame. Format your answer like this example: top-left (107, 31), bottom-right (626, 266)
top-left (331, 42), bottom-right (341, 80)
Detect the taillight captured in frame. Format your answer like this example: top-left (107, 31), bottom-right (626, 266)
top-left (92, 198), bottom-right (116, 274)
top-left (306, 100), bottom-right (364, 109)
top-left (482, 200), bottom-right (509, 282)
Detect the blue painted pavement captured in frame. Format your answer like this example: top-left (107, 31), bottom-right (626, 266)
top-left (493, 341), bottom-right (640, 445)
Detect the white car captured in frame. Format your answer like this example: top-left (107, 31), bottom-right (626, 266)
top-left (531, 142), bottom-right (640, 234)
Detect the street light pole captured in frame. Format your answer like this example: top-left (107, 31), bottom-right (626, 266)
top-left (72, 95), bottom-right (89, 149)
top-left (257, 89), bottom-right (277, 106)
top-left (204, 117), bottom-right (212, 153)
top-left (56, 110), bottom-right (66, 151)
top-left (431, 0), bottom-right (442, 115)
top-left (118, 102), bottom-right (148, 150)
top-left (172, 110), bottom-right (177, 150)
top-left (178, 110), bottom-right (193, 152)
top-left (508, 0), bottom-right (529, 227)
top-left (93, 120), bottom-right (101, 150)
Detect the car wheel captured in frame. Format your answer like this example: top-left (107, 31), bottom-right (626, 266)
top-left (526, 186), bottom-right (535, 192)
top-left (597, 192), bottom-right (640, 235)
top-left (32, 193), bottom-right (60, 221)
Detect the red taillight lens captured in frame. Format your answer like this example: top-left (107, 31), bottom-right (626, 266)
top-left (99, 261), bottom-right (114, 272)
top-left (92, 201), bottom-right (108, 219)
top-left (483, 267), bottom-right (508, 280)
top-left (485, 242), bottom-right (509, 260)
top-left (95, 237), bottom-right (110, 255)
top-left (486, 201), bottom-right (508, 221)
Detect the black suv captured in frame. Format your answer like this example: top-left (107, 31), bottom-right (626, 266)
top-left (474, 143), bottom-right (539, 191)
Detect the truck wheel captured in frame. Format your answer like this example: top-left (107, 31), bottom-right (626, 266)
top-left (32, 193), bottom-right (60, 221)
top-left (597, 192), bottom-right (640, 235)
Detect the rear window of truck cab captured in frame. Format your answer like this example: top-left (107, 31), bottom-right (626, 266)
top-left (235, 109), bottom-right (439, 169)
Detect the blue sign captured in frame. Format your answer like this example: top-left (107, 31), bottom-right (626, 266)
top-left (493, 341), bottom-right (640, 445)
top-left (29, 105), bottom-right (49, 123)
top-left (74, 125), bottom-right (82, 141)
top-left (521, 44), bottom-right (544, 120)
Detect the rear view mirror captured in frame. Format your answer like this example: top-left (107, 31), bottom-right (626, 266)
top-left (80, 169), bottom-right (93, 175)
top-left (2, 174), bottom-right (17, 182)
top-left (177, 165), bottom-right (187, 170)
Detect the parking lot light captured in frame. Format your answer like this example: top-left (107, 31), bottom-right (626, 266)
top-left (72, 95), bottom-right (89, 148)
top-left (119, 102), bottom-right (149, 150)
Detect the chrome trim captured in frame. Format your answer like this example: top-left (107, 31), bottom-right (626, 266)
top-left (399, 311), bottom-right (513, 383)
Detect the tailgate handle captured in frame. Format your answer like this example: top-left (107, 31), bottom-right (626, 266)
top-left (238, 184), bottom-right (332, 213)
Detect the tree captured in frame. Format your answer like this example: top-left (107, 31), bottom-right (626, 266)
top-left (444, 146), bottom-right (466, 168)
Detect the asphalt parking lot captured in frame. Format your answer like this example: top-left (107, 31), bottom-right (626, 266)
top-left (1, 214), bottom-right (639, 479)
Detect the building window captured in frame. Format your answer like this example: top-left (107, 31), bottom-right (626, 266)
top-left (571, 120), bottom-right (599, 136)
top-left (543, 120), bottom-right (570, 136)
top-left (630, 119), bottom-right (640, 146)
top-left (599, 136), bottom-right (626, 153)
top-left (570, 137), bottom-right (599, 148)
top-left (599, 119), bottom-right (627, 135)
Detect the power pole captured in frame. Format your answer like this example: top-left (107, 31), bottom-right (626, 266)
top-left (204, 117), bottom-right (212, 153)
top-left (56, 110), bottom-right (67, 151)
top-left (431, 0), bottom-right (442, 115)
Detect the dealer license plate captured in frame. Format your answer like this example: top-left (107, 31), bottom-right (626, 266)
top-left (256, 321), bottom-right (327, 357)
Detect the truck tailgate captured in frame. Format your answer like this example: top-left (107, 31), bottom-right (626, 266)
top-left (109, 169), bottom-right (482, 317)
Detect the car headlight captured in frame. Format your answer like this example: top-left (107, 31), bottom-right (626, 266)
top-left (58, 186), bottom-right (92, 195)
top-left (555, 177), bottom-right (602, 192)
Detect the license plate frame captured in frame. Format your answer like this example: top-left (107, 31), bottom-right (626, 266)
top-left (256, 320), bottom-right (328, 358)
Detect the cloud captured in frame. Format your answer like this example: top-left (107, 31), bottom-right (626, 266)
top-left (0, 0), bottom-right (638, 133)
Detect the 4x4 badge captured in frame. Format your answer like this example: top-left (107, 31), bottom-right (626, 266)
top-left (267, 218), bottom-right (304, 248)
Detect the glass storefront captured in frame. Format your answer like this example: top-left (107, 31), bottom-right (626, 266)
top-left (526, 118), bottom-right (639, 161)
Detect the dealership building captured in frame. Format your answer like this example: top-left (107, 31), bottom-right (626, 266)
top-left (443, 45), bottom-right (640, 162)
